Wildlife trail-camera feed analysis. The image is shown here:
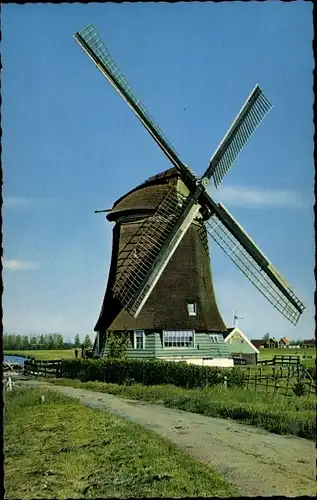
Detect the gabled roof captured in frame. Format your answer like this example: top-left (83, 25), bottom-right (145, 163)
top-left (280, 337), bottom-right (290, 345)
top-left (224, 327), bottom-right (260, 354)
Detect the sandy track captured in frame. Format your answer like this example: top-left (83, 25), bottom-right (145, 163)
top-left (17, 379), bottom-right (316, 497)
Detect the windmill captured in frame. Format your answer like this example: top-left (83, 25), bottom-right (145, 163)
top-left (73, 25), bottom-right (305, 356)
top-left (233, 310), bottom-right (245, 329)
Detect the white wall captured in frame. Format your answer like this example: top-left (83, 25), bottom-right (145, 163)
top-left (202, 358), bottom-right (234, 367)
top-left (158, 357), bottom-right (233, 368)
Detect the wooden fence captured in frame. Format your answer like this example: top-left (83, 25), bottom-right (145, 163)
top-left (24, 359), bottom-right (62, 377)
top-left (243, 364), bottom-right (316, 397)
top-left (258, 355), bottom-right (301, 366)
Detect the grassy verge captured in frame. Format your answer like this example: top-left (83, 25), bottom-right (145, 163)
top-left (4, 386), bottom-right (236, 499)
top-left (44, 378), bottom-right (316, 441)
top-left (4, 349), bottom-right (76, 360)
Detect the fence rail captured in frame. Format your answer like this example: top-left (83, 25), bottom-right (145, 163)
top-left (24, 359), bottom-right (62, 377)
top-left (258, 355), bottom-right (301, 366)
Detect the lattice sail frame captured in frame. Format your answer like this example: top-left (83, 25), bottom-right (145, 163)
top-left (112, 188), bottom-right (197, 317)
top-left (205, 205), bottom-right (305, 325)
top-left (74, 25), bottom-right (191, 178)
top-left (204, 86), bottom-right (273, 188)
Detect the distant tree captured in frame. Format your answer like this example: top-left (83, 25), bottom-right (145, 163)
top-left (263, 333), bottom-right (270, 342)
top-left (55, 334), bottom-right (64, 349)
top-left (83, 334), bottom-right (92, 349)
top-left (47, 334), bottom-right (56, 350)
top-left (29, 336), bottom-right (38, 350)
top-left (15, 335), bottom-right (22, 350)
top-left (3, 334), bottom-right (12, 349)
top-left (22, 335), bottom-right (30, 350)
top-left (74, 334), bottom-right (81, 348)
top-left (38, 334), bottom-right (46, 349)
top-left (64, 341), bottom-right (75, 349)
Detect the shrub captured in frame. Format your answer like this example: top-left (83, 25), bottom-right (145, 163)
top-left (58, 358), bottom-right (245, 390)
top-left (106, 332), bottom-right (128, 359)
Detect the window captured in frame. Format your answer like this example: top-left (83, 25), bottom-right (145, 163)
top-left (163, 330), bottom-right (194, 348)
top-left (187, 302), bottom-right (197, 316)
top-left (134, 330), bottom-right (145, 349)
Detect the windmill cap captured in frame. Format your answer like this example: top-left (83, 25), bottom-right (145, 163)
top-left (107, 167), bottom-right (181, 222)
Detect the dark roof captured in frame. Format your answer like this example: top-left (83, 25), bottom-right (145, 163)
top-left (222, 328), bottom-right (235, 339)
top-left (95, 168), bottom-right (226, 333)
top-left (107, 167), bottom-right (180, 221)
top-left (250, 339), bottom-right (265, 347)
top-left (303, 339), bottom-right (316, 345)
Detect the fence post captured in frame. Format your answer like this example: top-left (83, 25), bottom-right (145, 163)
top-left (280, 366), bottom-right (283, 379)
top-left (254, 373), bottom-right (257, 392)
top-left (259, 367), bottom-right (262, 381)
top-left (247, 367), bottom-right (251, 390)
top-left (272, 367), bottom-right (275, 380)
top-left (266, 377), bottom-right (269, 392)
top-left (274, 380), bottom-right (279, 395)
top-left (7, 376), bottom-right (12, 392)
top-left (224, 375), bottom-right (227, 390)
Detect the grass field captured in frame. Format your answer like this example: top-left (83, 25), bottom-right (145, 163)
top-left (258, 348), bottom-right (316, 368)
top-left (4, 386), bottom-right (235, 499)
top-left (4, 349), bottom-right (77, 360)
top-left (44, 378), bottom-right (316, 441)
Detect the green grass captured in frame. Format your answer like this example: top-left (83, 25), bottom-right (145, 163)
top-left (43, 378), bottom-right (316, 441)
top-left (4, 386), bottom-right (236, 499)
top-left (4, 349), bottom-right (77, 360)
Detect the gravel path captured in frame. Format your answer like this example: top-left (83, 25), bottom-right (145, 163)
top-left (17, 379), bottom-right (316, 497)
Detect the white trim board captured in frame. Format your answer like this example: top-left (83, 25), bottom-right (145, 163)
top-left (224, 328), bottom-right (260, 354)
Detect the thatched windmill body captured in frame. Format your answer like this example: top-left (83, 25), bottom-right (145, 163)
top-left (74, 25), bottom-right (305, 361)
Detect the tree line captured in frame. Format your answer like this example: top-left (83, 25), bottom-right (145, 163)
top-left (3, 333), bottom-right (93, 351)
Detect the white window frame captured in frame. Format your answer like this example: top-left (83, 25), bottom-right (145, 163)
top-left (134, 330), bottom-right (145, 350)
top-left (187, 302), bottom-right (197, 316)
top-left (163, 330), bottom-right (195, 348)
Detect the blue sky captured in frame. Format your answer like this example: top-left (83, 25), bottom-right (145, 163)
top-left (3, 3), bottom-right (314, 343)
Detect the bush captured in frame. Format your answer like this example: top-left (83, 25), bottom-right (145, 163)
top-left (58, 358), bottom-right (245, 390)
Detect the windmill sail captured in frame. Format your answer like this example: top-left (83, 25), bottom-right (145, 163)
top-left (205, 203), bottom-right (305, 325)
top-left (74, 24), bottom-right (305, 327)
top-left (74, 25), bottom-right (193, 182)
top-left (203, 85), bottom-right (273, 188)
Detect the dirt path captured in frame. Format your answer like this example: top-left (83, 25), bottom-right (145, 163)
top-left (17, 379), bottom-right (316, 497)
